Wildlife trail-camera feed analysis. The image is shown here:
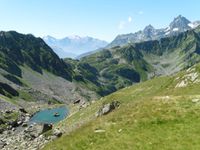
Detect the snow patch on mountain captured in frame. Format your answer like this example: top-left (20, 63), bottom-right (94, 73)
top-left (188, 22), bottom-right (200, 29)
top-left (173, 28), bottom-right (179, 31)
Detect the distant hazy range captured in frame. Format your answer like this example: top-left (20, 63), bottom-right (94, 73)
top-left (43, 35), bottom-right (108, 58)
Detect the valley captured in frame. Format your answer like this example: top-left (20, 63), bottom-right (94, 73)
top-left (0, 10), bottom-right (200, 150)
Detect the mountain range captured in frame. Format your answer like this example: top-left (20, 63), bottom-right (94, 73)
top-left (76, 25), bottom-right (200, 95)
top-left (43, 35), bottom-right (108, 58)
top-left (108, 15), bottom-right (200, 47)
top-left (43, 15), bottom-right (200, 59)
top-left (0, 16), bottom-right (200, 109)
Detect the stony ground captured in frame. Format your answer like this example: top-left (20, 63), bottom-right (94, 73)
top-left (0, 101), bottom-right (67, 150)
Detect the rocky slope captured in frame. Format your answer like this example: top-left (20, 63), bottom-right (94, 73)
top-left (0, 31), bottom-right (100, 112)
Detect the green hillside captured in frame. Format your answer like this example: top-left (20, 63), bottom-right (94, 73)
top-left (0, 26), bottom-right (200, 109)
top-left (75, 26), bottom-right (200, 97)
top-left (0, 31), bottom-right (73, 80)
top-left (1, 26), bottom-right (199, 107)
top-left (0, 31), bottom-right (100, 113)
top-left (43, 63), bottom-right (200, 150)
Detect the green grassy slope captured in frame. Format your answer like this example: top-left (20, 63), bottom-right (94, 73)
top-left (0, 31), bottom-right (100, 106)
top-left (43, 63), bottom-right (200, 150)
top-left (75, 26), bottom-right (200, 97)
top-left (0, 31), bottom-right (73, 80)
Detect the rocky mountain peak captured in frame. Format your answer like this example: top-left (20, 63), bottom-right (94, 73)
top-left (143, 24), bottom-right (156, 38)
top-left (144, 24), bottom-right (155, 30)
top-left (107, 15), bottom-right (200, 48)
top-left (169, 15), bottom-right (191, 31)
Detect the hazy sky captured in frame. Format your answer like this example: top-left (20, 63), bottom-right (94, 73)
top-left (0, 0), bottom-right (199, 41)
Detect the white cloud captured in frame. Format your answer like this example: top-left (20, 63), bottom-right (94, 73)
top-left (128, 16), bottom-right (132, 22)
top-left (118, 21), bottom-right (126, 30)
top-left (138, 11), bottom-right (144, 15)
top-left (118, 16), bottom-right (133, 30)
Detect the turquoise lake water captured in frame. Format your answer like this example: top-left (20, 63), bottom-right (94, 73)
top-left (29, 106), bottom-right (68, 124)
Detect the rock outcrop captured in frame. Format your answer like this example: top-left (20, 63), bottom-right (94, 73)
top-left (96, 101), bottom-right (120, 117)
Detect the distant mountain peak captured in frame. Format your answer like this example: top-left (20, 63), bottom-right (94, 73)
top-left (169, 15), bottom-right (191, 31)
top-left (175, 15), bottom-right (185, 20)
top-left (144, 24), bottom-right (155, 30)
top-left (173, 15), bottom-right (189, 21)
top-left (43, 35), bottom-right (57, 44)
top-left (143, 24), bottom-right (155, 36)
top-left (68, 35), bottom-right (82, 40)
top-left (43, 35), bottom-right (54, 39)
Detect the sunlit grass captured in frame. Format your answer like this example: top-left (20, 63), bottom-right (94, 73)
top-left (43, 64), bottom-right (200, 150)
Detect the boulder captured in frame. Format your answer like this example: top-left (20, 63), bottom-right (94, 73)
top-left (0, 128), bottom-right (3, 134)
top-left (42, 124), bottom-right (52, 133)
top-left (0, 118), bottom-right (4, 125)
top-left (94, 129), bottom-right (105, 133)
top-left (73, 99), bottom-right (81, 104)
top-left (24, 116), bottom-right (30, 123)
top-left (79, 102), bottom-right (89, 110)
top-left (96, 101), bottom-right (120, 117)
top-left (24, 124), bottom-right (44, 139)
top-left (8, 120), bottom-right (18, 128)
top-left (19, 107), bottom-right (27, 114)
top-left (5, 110), bottom-right (12, 114)
top-left (53, 129), bottom-right (62, 137)
top-left (22, 123), bottom-right (28, 127)
top-left (23, 123), bottom-right (52, 140)
top-left (17, 120), bottom-right (23, 126)
top-left (51, 135), bottom-right (57, 140)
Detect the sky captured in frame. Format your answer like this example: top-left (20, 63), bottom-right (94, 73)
top-left (0, 0), bottom-right (200, 42)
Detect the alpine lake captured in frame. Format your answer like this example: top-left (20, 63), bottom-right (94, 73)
top-left (29, 106), bottom-right (68, 124)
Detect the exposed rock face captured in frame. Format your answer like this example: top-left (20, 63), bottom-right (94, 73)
top-left (0, 98), bottom-right (17, 111)
top-left (8, 120), bottom-right (18, 128)
top-left (53, 128), bottom-right (62, 137)
top-left (175, 67), bottom-right (200, 88)
top-left (24, 124), bottom-right (44, 139)
top-left (0, 105), bottom-right (66, 150)
top-left (23, 123), bottom-right (53, 139)
top-left (169, 15), bottom-right (191, 32)
top-left (73, 99), bottom-right (81, 104)
top-left (19, 107), bottom-right (27, 114)
top-left (0, 123), bottom-right (55, 150)
top-left (42, 124), bottom-right (53, 133)
top-left (96, 101), bottom-right (120, 117)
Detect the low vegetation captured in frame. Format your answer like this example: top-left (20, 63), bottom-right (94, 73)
top-left (43, 63), bottom-right (200, 150)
